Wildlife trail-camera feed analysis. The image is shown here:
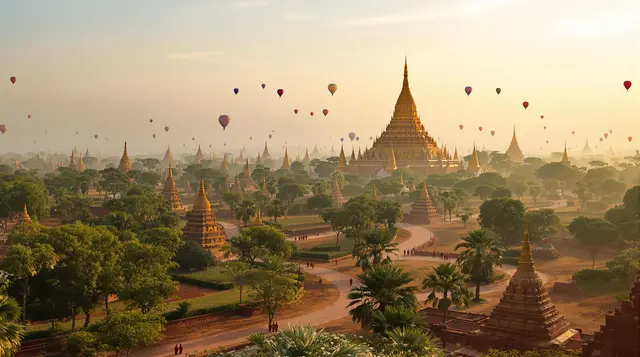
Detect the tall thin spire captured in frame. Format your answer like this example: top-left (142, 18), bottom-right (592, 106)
top-left (393, 57), bottom-right (417, 121)
top-left (192, 178), bottom-right (211, 210)
top-left (118, 142), bottom-right (132, 173)
top-left (560, 141), bottom-right (570, 165)
top-left (281, 147), bottom-right (291, 169)
top-left (337, 144), bottom-right (348, 169)
top-left (20, 203), bottom-right (32, 224)
top-left (516, 218), bottom-right (535, 275)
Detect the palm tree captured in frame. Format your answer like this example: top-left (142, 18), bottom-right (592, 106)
top-left (222, 262), bottom-right (252, 304)
top-left (455, 229), bottom-right (504, 301)
top-left (382, 327), bottom-right (445, 357)
top-left (267, 198), bottom-right (286, 222)
top-left (347, 264), bottom-right (417, 329)
top-left (248, 325), bottom-right (370, 357)
top-left (351, 229), bottom-right (399, 271)
top-left (370, 305), bottom-right (423, 337)
top-left (0, 295), bottom-right (24, 357)
top-left (421, 263), bottom-right (473, 323)
top-left (438, 190), bottom-right (458, 221)
top-left (235, 199), bottom-right (257, 227)
top-left (104, 211), bottom-right (136, 231)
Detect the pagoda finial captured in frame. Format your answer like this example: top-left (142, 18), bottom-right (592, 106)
top-left (21, 203), bottom-right (32, 224)
top-left (281, 147), bottom-right (291, 169)
top-left (385, 147), bottom-right (397, 171)
top-left (337, 144), bottom-right (348, 169)
top-left (515, 217), bottom-right (535, 275)
top-left (560, 141), bottom-right (570, 164)
top-left (192, 178), bottom-right (211, 210)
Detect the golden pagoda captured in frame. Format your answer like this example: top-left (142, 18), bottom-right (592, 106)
top-left (303, 148), bottom-right (311, 164)
top-left (117, 142), bottom-right (132, 174)
top-left (219, 154), bottom-right (229, 175)
top-left (68, 150), bottom-right (77, 170)
top-left (481, 220), bottom-right (576, 347)
top-left (453, 147), bottom-right (459, 161)
top-left (280, 148), bottom-right (291, 170)
top-left (560, 142), bottom-right (570, 165)
top-left (19, 203), bottom-right (32, 224)
top-left (506, 126), bottom-right (525, 163)
top-left (162, 163), bottom-right (185, 214)
top-left (385, 147), bottom-right (397, 171)
top-left (162, 146), bottom-right (173, 167)
top-left (253, 207), bottom-right (263, 225)
top-left (467, 144), bottom-right (482, 174)
top-left (404, 180), bottom-right (437, 224)
top-left (243, 159), bottom-right (257, 191)
top-left (182, 179), bottom-right (227, 258)
top-left (337, 144), bottom-right (348, 170)
top-left (349, 58), bottom-right (459, 175)
top-left (330, 176), bottom-right (346, 208)
top-left (262, 141), bottom-right (271, 159)
top-left (76, 153), bottom-right (85, 172)
top-left (195, 145), bottom-right (205, 164)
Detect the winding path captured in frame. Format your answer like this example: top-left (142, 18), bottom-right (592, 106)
top-left (140, 206), bottom-right (560, 356)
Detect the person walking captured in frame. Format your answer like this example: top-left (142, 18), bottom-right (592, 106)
top-left (178, 344), bottom-right (183, 355)
top-left (174, 344), bottom-right (179, 355)
top-left (349, 278), bottom-right (353, 286)
top-left (274, 321), bottom-right (279, 332)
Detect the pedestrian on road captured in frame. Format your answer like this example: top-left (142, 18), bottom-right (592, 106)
top-left (349, 278), bottom-right (353, 286)
top-left (319, 277), bottom-right (322, 284)
top-left (275, 322), bottom-right (279, 332)
top-left (174, 344), bottom-right (179, 355)
top-left (179, 344), bottom-right (183, 354)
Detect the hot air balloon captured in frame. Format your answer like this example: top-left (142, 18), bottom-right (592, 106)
top-left (165, 126), bottom-right (169, 132)
top-left (27, 114), bottom-right (31, 119)
top-left (600, 138), bottom-right (603, 142)
top-left (340, 138), bottom-right (344, 142)
top-left (310, 112), bottom-right (314, 116)
top-left (356, 137), bottom-right (360, 141)
top-left (234, 88), bottom-right (239, 95)
top-left (546, 140), bottom-right (549, 144)
top-left (261, 83), bottom-right (266, 89)
top-left (609, 130), bottom-right (613, 134)
top-left (94, 134), bottom-right (98, 139)
top-left (629, 136), bottom-right (633, 142)
top-left (277, 89), bottom-right (284, 97)
top-left (490, 130), bottom-right (495, 136)
top-left (76, 131), bottom-right (78, 135)
top-left (249, 136), bottom-right (252, 140)
top-left (218, 115), bottom-right (230, 130)
top-left (464, 86), bottom-right (472, 96)
top-left (0, 125), bottom-right (6, 134)
top-left (149, 119), bottom-right (153, 123)
top-left (209, 144), bottom-right (212, 148)
top-left (348, 133), bottom-right (356, 141)
top-left (369, 136), bottom-right (373, 140)
top-left (478, 126), bottom-right (483, 132)
top-left (294, 109), bottom-right (298, 114)
top-left (192, 137), bottom-right (195, 141)
top-left (604, 133), bottom-right (609, 138)
top-left (328, 83), bottom-right (337, 96)
top-left (322, 109), bottom-right (329, 116)
top-left (572, 131), bottom-right (575, 134)
top-left (459, 124), bottom-right (464, 130)
top-left (624, 81), bottom-right (632, 91)
top-left (522, 102), bottom-right (529, 110)
top-left (268, 134), bottom-right (273, 139)
top-left (153, 134), bottom-right (156, 138)
top-left (272, 130), bottom-right (275, 133)
top-left (496, 88), bottom-right (501, 95)
top-left (9, 77), bottom-right (16, 84)
top-left (540, 115), bottom-right (544, 119)
top-left (544, 126), bottom-right (546, 130)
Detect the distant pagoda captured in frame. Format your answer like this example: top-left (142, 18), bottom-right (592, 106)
top-left (303, 148), bottom-right (311, 164)
top-left (243, 159), bottom-right (257, 191)
top-left (236, 150), bottom-right (245, 164)
top-left (330, 176), bottom-right (346, 208)
top-left (337, 145), bottom-right (348, 171)
top-left (233, 174), bottom-right (242, 193)
top-left (182, 179), bottom-right (226, 258)
top-left (506, 126), bottom-right (525, 163)
top-left (385, 148), bottom-right (397, 171)
top-left (280, 148), bottom-right (291, 169)
top-left (19, 203), bottom-right (32, 224)
top-left (76, 153), bottom-right (85, 172)
top-left (162, 146), bottom-right (173, 167)
top-left (219, 154), bottom-right (229, 175)
top-left (162, 163), bottom-right (185, 214)
top-left (68, 150), bottom-right (77, 170)
top-left (404, 180), bottom-right (437, 224)
top-left (560, 142), bottom-right (570, 165)
top-left (330, 146), bottom-right (337, 157)
top-left (118, 142), bottom-right (132, 174)
top-left (255, 152), bottom-right (262, 165)
top-left (467, 144), bottom-right (482, 174)
top-left (184, 180), bottom-right (192, 195)
top-left (481, 220), bottom-right (576, 348)
top-left (195, 145), bottom-right (205, 164)
top-left (311, 144), bottom-right (320, 159)
top-left (350, 148), bottom-right (356, 163)
top-left (583, 139), bottom-right (592, 154)
top-left (262, 141), bottom-right (271, 160)
top-left (371, 184), bottom-right (379, 200)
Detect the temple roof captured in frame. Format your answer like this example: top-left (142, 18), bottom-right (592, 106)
top-left (468, 145), bottom-right (481, 170)
top-left (281, 147), bottom-right (291, 169)
top-left (506, 126), bottom-right (525, 162)
top-left (192, 178), bottom-right (211, 211)
top-left (560, 142), bottom-right (570, 165)
top-left (163, 146), bottom-right (173, 164)
top-left (118, 142), bottom-right (132, 173)
top-left (195, 145), bottom-right (205, 163)
top-left (76, 153), bottom-right (85, 172)
top-left (68, 150), bottom-right (77, 170)
top-left (20, 203), bottom-right (32, 224)
top-left (393, 57), bottom-right (418, 121)
top-left (338, 145), bottom-right (348, 168)
top-left (350, 148), bottom-right (356, 162)
top-left (303, 148), bottom-right (310, 163)
top-left (262, 141), bottom-right (271, 159)
top-left (582, 139), bottom-right (591, 153)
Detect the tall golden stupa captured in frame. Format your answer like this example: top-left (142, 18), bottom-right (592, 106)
top-left (348, 58), bottom-right (459, 175)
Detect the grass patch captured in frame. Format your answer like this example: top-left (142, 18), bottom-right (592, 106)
top-left (453, 298), bottom-right (488, 311)
top-left (577, 279), bottom-right (634, 298)
top-left (173, 265), bottom-right (233, 284)
top-left (264, 215), bottom-right (325, 228)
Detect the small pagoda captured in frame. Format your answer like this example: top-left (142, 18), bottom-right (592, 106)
top-left (582, 139), bottom-right (592, 154)
top-left (303, 148), bottom-right (311, 164)
top-left (331, 176), bottom-right (346, 208)
top-left (233, 174), bottom-right (243, 193)
top-left (194, 145), bottom-right (205, 164)
top-left (404, 181), bottom-right (437, 224)
top-left (219, 154), bottom-right (229, 175)
top-left (479, 220), bottom-right (577, 350)
top-left (162, 163), bottom-right (185, 215)
top-left (76, 153), bottom-right (86, 172)
top-left (560, 142), bottom-right (570, 165)
top-left (162, 146), bottom-right (173, 167)
top-left (262, 141), bottom-right (271, 160)
top-left (337, 145), bottom-right (348, 171)
top-left (467, 145), bottom-right (482, 175)
top-left (182, 179), bottom-right (227, 258)
top-left (280, 148), bottom-right (291, 170)
top-left (350, 148), bottom-right (356, 163)
top-left (243, 159), bottom-right (257, 191)
top-left (118, 142), bottom-right (132, 174)
top-left (19, 203), bottom-right (32, 224)
top-left (311, 144), bottom-right (320, 159)
top-left (505, 126), bottom-right (525, 163)
top-left (68, 150), bottom-right (77, 170)
top-left (184, 181), bottom-right (192, 196)
top-left (371, 184), bottom-right (380, 200)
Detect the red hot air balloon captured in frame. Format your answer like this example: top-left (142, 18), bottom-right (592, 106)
top-left (478, 126), bottom-right (483, 132)
top-left (522, 102), bottom-right (529, 110)
top-left (629, 136), bottom-right (633, 142)
top-left (572, 131), bottom-right (575, 134)
top-left (604, 133), bottom-right (609, 138)
top-left (9, 77), bottom-right (16, 84)
top-left (277, 89), bottom-right (284, 97)
top-left (294, 109), bottom-right (298, 114)
top-left (218, 115), bottom-right (230, 130)
top-left (322, 109), bottom-right (329, 116)
top-left (27, 114), bottom-right (31, 119)
top-left (540, 115), bottom-right (544, 119)
top-left (624, 81), bottom-right (632, 91)
top-left (459, 124), bottom-right (464, 130)
top-left (310, 112), bottom-right (314, 116)
top-left (0, 125), bottom-right (6, 134)
top-left (464, 86), bottom-right (472, 96)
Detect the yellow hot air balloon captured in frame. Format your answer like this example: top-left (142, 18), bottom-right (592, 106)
top-left (328, 83), bottom-right (337, 96)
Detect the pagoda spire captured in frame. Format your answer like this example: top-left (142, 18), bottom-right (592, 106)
top-left (392, 56), bottom-right (418, 121)
top-left (243, 159), bottom-right (257, 191)
top-left (233, 174), bottom-right (242, 193)
top-left (256, 152), bottom-right (262, 165)
top-left (505, 126), bottom-right (525, 163)
top-left (358, 147), bottom-right (362, 160)
top-left (560, 141), bottom-right (570, 165)
top-left (183, 178), bottom-right (226, 258)
top-left (350, 148), bottom-right (356, 162)
top-left (371, 184), bottom-right (379, 200)
top-left (330, 176), bottom-right (346, 208)
top-left (583, 139), bottom-right (591, 153)
top-left (118, 142), bottom-right (132, 173)
top-left (385, 147), bottom-right (397, 171)
top-left (195, 145), bottom-right (205, 164)
top-left (467, 144), bottom-right (481, 174)
top-left (76, 153), bottom-right (85, 172)
top-left (281, 147), bottom-right (291, 169)
top-left (337, 144), bottom-right (348, 169)
top-left (303, 147), bottom-right (310, 163)
top-left (219, 154), bottom-right (228, 174)
top-left (453, 147), bottom-right (459, 161)
top-left (193, 178), bottom-right (211, 210)
top-left (262, 141), bottom-right (271, 159)
top-left (163, 146), bottom-right (173, 166)
top-left (68, 150), bottom-right (77, 170)
top-left (19, 203), bottom-right (32, 224)
top-left (162, 162), bottom-right (185, 214)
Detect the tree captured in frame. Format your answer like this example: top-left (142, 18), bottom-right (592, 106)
top-left (307, 193), bottom-right (332, 211)
top-left (98, 311), bottom-right (164, 357)
top-left (248, 255), bottom-right (302, 330)
top-left (474, 185), bottom-right (495, 201)
top-left (267, 198), bottom-right (287, 222)
top-left (568, 217), bottom-right (620, 268)
top-left (276, 183), bottom-right (307, 211)
top-left (320, 208), bottom-right (349, 246)
top-left (455, 230), bottom-right (503, 301)
top-left (222, 191), bottom-right (242, 219)
top-left (225, 225), bottom-right (293, 267)
top-left (223, 262), bottom-right (251, 304)
top-left (235, 199), bottom-right (257, 227)
top-left (0, 243), bottom-right (58, 324)
top-left (140, 228), bottom-right (184, 254)
top-left (342, 196), bottom-right (376, 239)
top-left (606, 248), bottom-right (640, 278)
top-left (572, 182), bottom-right (592, 209)
top-left (314, 161), bottom-right (336, 178)
top-left (105, 190), bottom-right (178, 231)
top-left (601, 179), bottom-right (626, 198)
top-left (456, 207), bottom-right (473, 227)
top-left (65, 331), bottom-right (102, 357)
top-left (526, 209), bottom-right (560, 242)
top-left (422, 263), bottom-right (473, 323)
top-left (0, 295), bottom-right (24, 357)
top-left (491, 187), bottom-right (512, 199)
top-left (438, 190), bottom-right (459, 221)
top-left (478, 198), bottom-right (525, 246)
top-left (347, 264), bottom-right (417, 328)
top-left (352, 229), bottom-right (398, 271)
top-left (98, 168), bottom-right (130, 199)
top-left (370, 305), bottom-right (423, 337)
top-left (381, 327), bottom-right (445, 357)
top-left (482, 349), bottom-right (578, 357)
top-left (52, 191), bottom-right (93, 222)
top-left (536, 163), bottom-right (583, 195)
top-left (372, 200), bottom-right (403, 230)
top-left (528, 185), bottom-right (542, 207)
top-left (174, 240), bottom-right (215, 272)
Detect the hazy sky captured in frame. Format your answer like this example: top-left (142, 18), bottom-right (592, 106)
top-left (1, 0), bottom-right (639, 158)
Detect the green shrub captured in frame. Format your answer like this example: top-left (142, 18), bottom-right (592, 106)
top-left (574, 269), bottom-right (613, 282)
top-left (504, 249), bottom-right (521, 257)
top-left (163, 302), bottom-right (243, 321)
top-left (262, 221), bottom-right (283, 230)
top-left (585, 201), bottom-right (608, 212)
top-left (170, 275), bottom-right (234, 290)
top-left (502, 256), bottom-right (519, 265)
top-left (309, 245), bottom-right (341, 252)
top-left (292, 250), bottom-right (350, 261)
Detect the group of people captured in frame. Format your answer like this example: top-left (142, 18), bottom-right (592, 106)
top-left (269, 321), bottom-right (280, 332)
top-left (432, 251), bottom-right (456, 260)
top-left (293, 234), bottom-right (310, 241)
top-left (173, 344), bottom-right (183, 355)
top-left (403, 248), bottom-right (417, 256)
top-left (305, 261), bottom-right (316, 269)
